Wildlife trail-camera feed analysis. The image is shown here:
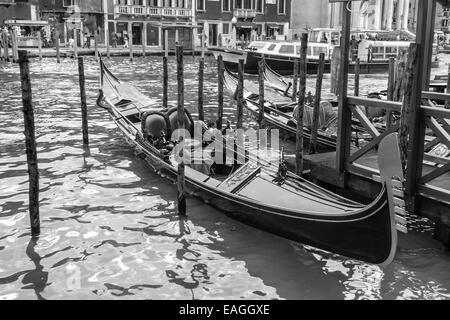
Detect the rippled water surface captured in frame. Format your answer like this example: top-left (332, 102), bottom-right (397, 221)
top-left (1, 55), bottom-right (450, 300)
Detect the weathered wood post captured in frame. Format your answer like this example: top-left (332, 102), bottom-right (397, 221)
top-left (142, 28), bottom-right (146, 57)
top-left (198, 35), bottom-right (205, 121)
top-left (74, 28), bottom-right (79, 59)
top-left (106, 28), bottom-right (110, 59)
top-left (78, 57), bottom-right (89, 147)
top-left (163, 31), bottom-right (168, 110)
top-left (11, 30), bottom-right (19, 63)
top-left (217, 54), bottom-right (224, 130)
top-left (128, 24), bottom-right (133, 61)
top-left (55, 31), bottom-right (60, 64)
top-left (296, 33), bottom-right (308, 176)
top-left (37, 33), bottom-right (42, 61)
top-left (236, 59), bottom-right (245, 129)
top-left (94, 33), bottom-right (99, 61)
top-left (176, 45), bottom-right (186, 216)
top-left (399, 43), bottom-right (418, 181)
top-left (354, 57), bottom-right (360, 96)
top-left (3, 31), bottom-right (9, 62)
top-left (309, 52), bottom-right (325, 155)
top-left (18, 50), bottom-right (40, 237)
top-left (292, 58), bottom-right (299, 101)
top-left (386, 57), bottom-right (395, 127)
top-left (0, 33), bottom-right (3, 61)
top-left (446, 64), bottom-right (450, 109)
top-left (330, 46), bottom-right (341, 95)
top-left (258, 59), bottom-right (265, 125)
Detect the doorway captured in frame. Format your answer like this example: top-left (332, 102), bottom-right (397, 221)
top-left (132, 25), bottom-right (142, 45)
top-left (209, 23), bottom-right (218, 46)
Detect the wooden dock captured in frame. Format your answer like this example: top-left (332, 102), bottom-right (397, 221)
top-left (289, 0), bottom-right (450, 247)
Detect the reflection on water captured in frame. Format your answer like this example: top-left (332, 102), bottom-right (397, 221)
top-left (0, 56), bottom-right (450, 300)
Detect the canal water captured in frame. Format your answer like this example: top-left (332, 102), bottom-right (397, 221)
top-left (1, 55), bottom-right (450, 300)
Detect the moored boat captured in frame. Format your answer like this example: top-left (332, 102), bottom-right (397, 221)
top-left (96, 59), bottom-right (404, 266)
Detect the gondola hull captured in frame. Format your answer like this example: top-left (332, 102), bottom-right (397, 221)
top-left (115, 116), bottom-right (393, 265)
top-left (98, 60), bottom-right (401, 266)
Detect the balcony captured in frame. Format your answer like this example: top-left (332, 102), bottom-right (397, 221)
top-left (114, 5), bottom-right (192, 18)
top-left (233, 8), bottom-right (256, 19)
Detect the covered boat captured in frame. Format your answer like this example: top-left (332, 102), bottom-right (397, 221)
top-left (96, 59), bottom-right (404, 266)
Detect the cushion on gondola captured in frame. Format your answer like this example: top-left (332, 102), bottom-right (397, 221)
top-left (141, 111), bottom-right (169, 140)
top-left (166, 107), bottom-right (194, 137)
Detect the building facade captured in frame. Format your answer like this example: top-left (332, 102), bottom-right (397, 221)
top-left (0, 0), bottom-right (40, 25)
top-left (38, 0), bottom-right (105, 45)
top-left (107, 0), bottom-right (194, 50)
top-left (196, 0), bottom-right (291, 47)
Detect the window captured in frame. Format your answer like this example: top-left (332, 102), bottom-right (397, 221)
top-left (197, 0), bottom-right (205, 10)
top-left (222, 0), bottom-right (230, 12)
top-left (63, 0), bottom-right (80, 7)
top-left (133, 0), bottom-right (143, 5)
top-left (150, 0), bottom-right (158, 6)
top-left (277, 0), bottom-right (285, 14)
top-left (223, 23), bottom-right (229, 34)
top-left (279, 45), bottom-right (294, 54)
top-left (244, 0), bottom-right (252, 9)
top-left (235, 0), bottom-right (242, 9)
top-left (256, 0), bottom-right (264, 13)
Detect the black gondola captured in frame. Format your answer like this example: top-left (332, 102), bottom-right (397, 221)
top-left (96, 59), bottom-right (404, 266)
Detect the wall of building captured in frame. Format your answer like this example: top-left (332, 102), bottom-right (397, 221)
top-left (290, 0), bottom-right (329, 35)
top-left (0, 1), bottom-right (39, 25)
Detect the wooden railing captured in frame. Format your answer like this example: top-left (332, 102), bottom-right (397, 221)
top-left (341, 94), bottom-right (450, 208)
top-left (114, 5), bottom-right (192, 17)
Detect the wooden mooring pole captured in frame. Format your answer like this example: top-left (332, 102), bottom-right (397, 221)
top-left (309, 52), bottom-right (325, 155)
top-left (3, 32), bottom-right (9, 62)
top-left (11, 30), bottom-right (18, 63)
top-left (18, 50), bottom-right (40, 237)
top-left (217, 54), bottom-right (224, 130)
top-left (38, 33), bottom-right (42, 61)
top-left (237, 59), bottom-right (245, 129)
top-left (176, 45), bottom-right (186, 216)
top-left (292, 58), bottom-right (299, 101)
top-left (78, 57), bottom-right (89, 147)
top-left (55, 31), bottom-right (60, 64)
top-left (399, 44), bottom-right (418, 178)
top-left (446, 64), bottom-right (450, 109)
top-left (74, 29), bottom-right (78, 59)
top-left (198, 34), bottom-right (205, 121)
top-left (163, 52), bottom-right (168, 110)
top-left (354, 58), bottom-right (360, 96)
top-left (258, 59), bottom-right (265, 125)
top-left (386, 57), bottom-right (395, 127)
top-left (94, 33), bottom-right (99, 61)
top-left (296, 33), bottom-right (308, 176)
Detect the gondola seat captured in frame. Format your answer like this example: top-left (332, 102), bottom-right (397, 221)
top-left (166, 107), bottom-right (195, 138)
top-left (141, 111), bottom-right (169, 141)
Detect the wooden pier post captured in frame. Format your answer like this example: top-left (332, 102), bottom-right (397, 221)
top-left (258, 59), bottom-right (265, 125)
top-left (128, 24), bottom-right (133, 61)
top-left (11, 31), bottom-right (18, 63)
top-left (94, 33), bottom-right (99, 61)
top-left (176, 45), bottom-right (186, 216)
top-left (3, 31), bottom-right (9, 62)
top-left (163, 51), bottom-right (168, 110)
top-left (236, 59), bottom-right (245, 129)
top-left (74, 29), bottom-right (78, 59)
top-left (354, 58), bottom-right (360, 96)
top-left (55, 31), bottom-right (60, 64)
top-left (18, 51), bottom-right (40, 237)
top-left (37, 33), bottom-right (42, 61)
top-left (78, 57), bottom-right (89, 147)
top-left (330, 46), bottom-right (340, 95)
top-left (292, 58), bottom-right (299, 101)
top-left (296, 33), bottom-right (308, 176)
top-left (106, 29), bottom-right (110, 59)
top-left (309, 52), bottom-right (325, 155)
top-left (386, 57), bottom-right (395, 128)
top-left (399, 43), bottom-right (418, 179)
top-left (142, 29), bottom-right (146, 57)
top-left (0, 35), bottom-right (2, 62)
top-left (198, 45), bottom-right (205, 121)
top-left (335, 2), bottom-right (352, 186)
top-left (446, 63), bottom-right (450, 109)
top-left (217, 54), bottom-right (224, 130)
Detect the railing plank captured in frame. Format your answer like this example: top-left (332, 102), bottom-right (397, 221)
top-left (347, 96), bottom-right (402, 112)
top-left (422, 105), bottom-right (450, 118)
top-left (420, 162), bottom-right (450, 184)
top-left (422, 91), bottom-right (450, 102)
top-left (348, 105), bottom-right (380, 138)
top-left (425, 117), bottom-right (450, 149)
